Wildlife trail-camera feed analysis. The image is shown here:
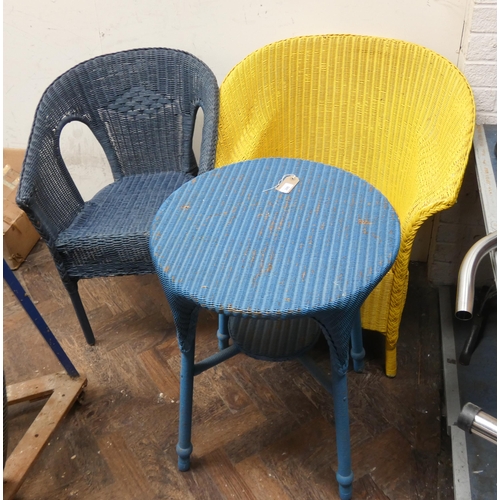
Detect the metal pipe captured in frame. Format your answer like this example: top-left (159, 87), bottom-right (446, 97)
top-left (472, 412), bottom-right (498, 444)
top-left (3, 260), bottom-right (80, 378)
top-left (455, 231), bottom-right (497, 320)
top-left (457, 402), bottom-right (497, 445)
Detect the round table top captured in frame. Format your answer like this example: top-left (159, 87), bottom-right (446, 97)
top-left (150, 158), bottom-right (400, 318)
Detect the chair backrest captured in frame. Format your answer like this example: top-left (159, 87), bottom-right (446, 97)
top-left (216, 35), bottom-right (475, 229)
top-left (18, 48), bottom-right (219, 239)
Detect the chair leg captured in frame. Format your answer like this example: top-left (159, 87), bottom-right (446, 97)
top-left (217, 313), bottom-right (229, 350)
top-left (385, 339), bottom-right (397, 378)
top-left (350, 310), bottom-right (365, 373)
top-left (177, 343), bottom-right (195, 471)
top-left (66, 282), bottom-right (95, 346)
top-left (331, 369), bottom-right (354, 500)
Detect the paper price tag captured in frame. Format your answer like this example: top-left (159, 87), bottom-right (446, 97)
top-left (276, 175), bottom-right (299, 193)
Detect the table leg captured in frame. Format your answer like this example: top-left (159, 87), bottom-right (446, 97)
top-left (316, 312), bottom-right (355, 500)
top-left (177, 341), bottom-right (195, 471)
top-left (158, 289), bottom-right (200, 470)
top-left (350, 310), bottom-right (365, 372)
top-left (331, 368), bottom-right (354, 500)
top-left (217, 313), bottom-right (230, 350)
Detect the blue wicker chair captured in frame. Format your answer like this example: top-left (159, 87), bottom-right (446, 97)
top-left (16, 48), bottom-right (219, 345)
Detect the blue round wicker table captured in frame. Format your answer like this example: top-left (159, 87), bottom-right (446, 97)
top-left (150, 157), bottom-right (400, 500)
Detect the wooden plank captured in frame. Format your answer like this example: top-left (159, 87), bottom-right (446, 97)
top-left (234, 454), bottom-right (292, 500)
top-left (202, 448), bottom-right (259, 500)
top-left (352, 474), bottom-right (391, 499)
top-left (96, 432), bottom-right (155, 500)
top-left (3, 372), bottom-right (87, 500)
top-left (138, 343), bottom-right (180, 400)
top-left (192, 404), bottom-right (267, 458)
top-left (351, 427), bottom-right (415, 500)
top-left (6, 372), bottom-right (73, 405)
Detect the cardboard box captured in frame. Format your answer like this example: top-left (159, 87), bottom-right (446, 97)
top-left (3, 148), bottom-right (40, 269)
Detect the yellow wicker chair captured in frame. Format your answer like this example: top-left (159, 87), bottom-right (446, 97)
top-left (215, 35), bottom-right (475, 377)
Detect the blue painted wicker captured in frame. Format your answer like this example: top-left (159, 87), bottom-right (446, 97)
top-left (150, 158), bottom-right (401, 500)
top-left (16, 47), bottom-right (219, 345)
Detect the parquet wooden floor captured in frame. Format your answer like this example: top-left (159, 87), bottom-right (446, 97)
top-left (4, 242), bottom-right (454, 499)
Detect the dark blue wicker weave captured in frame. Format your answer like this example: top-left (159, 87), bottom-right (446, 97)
top-left (16, 48), bottom-right (219, 345)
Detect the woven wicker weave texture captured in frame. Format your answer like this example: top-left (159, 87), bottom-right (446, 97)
top-left (16, 47), bottom-right (219, 344)
top-left (215, 34), bottom-right (476, 376)
top-left (151, 158), bottom-right (400, 374)
top-left (150, 158), bottom-right (401, 499)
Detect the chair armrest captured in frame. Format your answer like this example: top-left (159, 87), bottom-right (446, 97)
top-left (16, 148), bottom-right (84, 246)
top-left (197, 74), bottom-right (219, 176)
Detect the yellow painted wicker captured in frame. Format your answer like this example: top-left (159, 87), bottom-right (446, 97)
top-left (215, 35), bottom-right (475, 376)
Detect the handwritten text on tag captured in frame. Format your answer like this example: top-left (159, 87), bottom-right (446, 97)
top-left (276, 175), bottom-right (299, 193)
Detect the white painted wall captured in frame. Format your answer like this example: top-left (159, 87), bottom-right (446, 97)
top-left (4, 0), bottom-right (470, 199)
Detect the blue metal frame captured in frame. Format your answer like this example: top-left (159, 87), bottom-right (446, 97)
top-left (3, 260), bottom-right (79, 378)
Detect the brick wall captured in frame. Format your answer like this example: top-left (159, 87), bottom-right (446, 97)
top-left (459, 0), bottom-right (497, 124)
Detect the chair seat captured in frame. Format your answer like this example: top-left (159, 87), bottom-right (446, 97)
top-left (57, 171), bottom-right (192, 278)
top-left (228, 316), bottom-right (322, 361)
